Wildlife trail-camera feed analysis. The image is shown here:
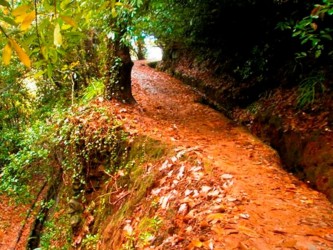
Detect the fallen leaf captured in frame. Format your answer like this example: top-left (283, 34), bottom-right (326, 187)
top-left (211, 225), bottom-right (224, 235)
top-left (239, 213), bottom-right (250, 219)
top-left (208, 189), bottom-right (220, 197)
top-left (192, 171), bottom-right (204, 180)
top-left (221, 173), bottom-right (233, 179)
top-left (225, 229), bottom-right (239, 235)
top-left (238, 225), bottom-right (258, 237)
top-left (206, 213), bottom-right (226, 222)
top-left (201, 185), bottom-right (212, 193)
top-left (324, 234), bottom-right (333, 242)
top-left (212, 205), bottom-right (226, 213)
top-left (123, 223), bottom-right (133, 236)
top-left (187, 239), bottom-right (203, 249)
top-left (193, 190), bottom-right (199, 197)
top-left (239, 241), bottom-right (251, 250)
top-left (151, 188), bottom-right (161, 196)
top-left (200, 220), bottom-right (210, 229)
top-left (190, 166), bottom-right (202, 172)
top-left (184, 189), bottom-right (192, 196)
top-left (281, 239), bottom-right (297, 248)
top-left (227, 197), bottom-right (237, 202)
top-left (178, 203), bottom-right (188, 215)
top-left (185, 225), bottom-right (193, 232)
top-left (222, 180), bottom-right (234, 189)
top-left (160, 194), bottom-right (171, 209)
top-left (177, 165), bottom-right (185, 179)
top-left (202, 239), bottom-right (214, 250)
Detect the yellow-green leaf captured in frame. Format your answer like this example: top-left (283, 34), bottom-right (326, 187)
top-left (54, 23), bottom-right (63, 47)
top-left (60, 15), bottom-right (77, 28)
top-left (12, 4), bottom-right (30, 17)
top-left (2, 16), bottom-right (17, 26)
top-left (34, 70), bottom-right (45, 78)
top-left (41, 46), bottom-right (48, 60)
top-left (111, 8), bottom-right (117, 18)
top-left (9, 39), bottom-right (31, 68)
top-left (21, 11), bottom-right (35, 31)
top-left (2, 43), bottom-right (12, 65)
top-left (47, 63), bottom-right (53, 78)
top-left (15, 12), bottom-right (28, 23)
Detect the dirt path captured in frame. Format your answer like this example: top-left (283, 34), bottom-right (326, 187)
top-left (129, 61), bottom-right (333, 249)
top-left (1, 61), bottom-right (333, 250)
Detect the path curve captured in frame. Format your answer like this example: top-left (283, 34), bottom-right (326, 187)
top-left (130, 61), bottom-right (333, 249)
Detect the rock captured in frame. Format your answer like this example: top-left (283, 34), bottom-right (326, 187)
top-left (70, 214), bottom-right (81, 228)
top-left (68, 199), bottom-right (84, 214)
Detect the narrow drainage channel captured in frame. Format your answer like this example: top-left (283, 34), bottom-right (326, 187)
top-left (27, 170), bottom-right (62, 250)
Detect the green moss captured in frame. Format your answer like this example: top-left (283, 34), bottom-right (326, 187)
top-left (39, 185), bottom-right (73, 250)
top-left (86, 136), bottom-right (170, 249)
top-left (127, 136), bottom-right (168, 163)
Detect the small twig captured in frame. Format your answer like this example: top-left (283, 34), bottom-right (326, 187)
top-left (0, 24), bottom-right (9, 38)
top-left (71, 72), bottom-right (75, 106)
top-left (112, 191), bottom-right (130, 205)
top-left (34, 0), bottom-right (42, 51)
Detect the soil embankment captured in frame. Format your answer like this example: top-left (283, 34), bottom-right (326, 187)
top-left (156, 55), bottom-right (333, 202)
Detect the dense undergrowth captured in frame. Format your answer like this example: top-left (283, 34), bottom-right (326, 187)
top-left (0, 71), bottom-right (172, 248)
top-left (34, 107), bottom-right (169, 249)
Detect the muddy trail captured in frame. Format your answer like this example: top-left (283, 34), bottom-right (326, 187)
top-left (128, 61), bottom-right (333, 249)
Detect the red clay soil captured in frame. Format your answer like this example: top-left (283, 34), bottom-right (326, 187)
top-left (106, 61), bottom-right (333, 249)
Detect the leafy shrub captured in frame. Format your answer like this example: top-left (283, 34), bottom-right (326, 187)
top-left (80, 79), bottom-right (105, 104)
top-left (0, 121), bottom-right (52, 200)
top-left (53, 106), bottom-right (129, 199)
top-left (293, 0), bottom-right (333, 58)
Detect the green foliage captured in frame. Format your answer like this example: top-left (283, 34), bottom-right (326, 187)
top-left (40, 216), bottom-right (72, 250)
top-left (54, 106), bottom-right (129, 199)
top-left (0, 120), bottom-right (52, 200)
top-left (122, 215), bottom-right (162, 249)
top-left (233, 45), bottom-right (269, 81)
top-left (0, 63), bottom-right (29, 164)
top-left (297, 73), bottom-right (326, 108)
top-left (81, 234), bottom-right (100, 250)
top-left (293, 0), bottom-right (333, 58)
top-left (80, 79), bottom-right (105, 104)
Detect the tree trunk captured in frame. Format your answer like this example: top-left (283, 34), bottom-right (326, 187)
top-left (137, 39), bottom-right (146, 60)
top-left (105, 34), bottom-right (136, 104)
